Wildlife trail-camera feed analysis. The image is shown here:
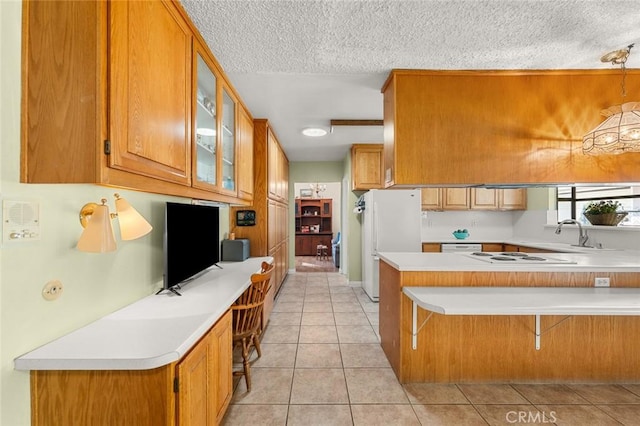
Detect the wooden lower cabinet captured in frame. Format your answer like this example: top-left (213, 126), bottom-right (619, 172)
top-left (422, 243), bottom-right (503, 252)
top-left (295, 233), bottom-right (333, 256)
top-left (422, 243), bottom-right (441, 252)
top-left (30, 311), bottom-right (232, 426)
top-left (177, 310), bottom-right (232, 425)
top-left (504, 244), bottom-right (559, 254)
top-left (269, 240), bottom-right (288, 297)
top-left (482, 243), bottom-right (504, 252)
top-left (380, 260), bottom-right (640, 383)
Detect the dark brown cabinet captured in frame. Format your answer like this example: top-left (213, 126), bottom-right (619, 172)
top-left (295, 198), bottom-right (333, 255)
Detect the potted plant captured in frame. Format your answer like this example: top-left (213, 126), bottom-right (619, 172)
top-left (583, 200), bottom-right (628, 226)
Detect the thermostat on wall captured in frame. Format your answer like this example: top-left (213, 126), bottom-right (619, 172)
top-left (236, 210), bottom-right (256, 226)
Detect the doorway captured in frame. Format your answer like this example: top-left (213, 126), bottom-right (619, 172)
top-left (294, 182), bottom-right (341, 272)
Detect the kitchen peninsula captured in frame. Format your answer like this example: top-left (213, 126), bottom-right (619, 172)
top-left (378, 251), bottom-right (640, 384)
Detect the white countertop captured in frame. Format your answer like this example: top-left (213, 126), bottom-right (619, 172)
top-left (378, 251), bottom-right (640, 272)
top-left (403, 286), bottom-right (640, 315)
top-left (14, 257), bottom-right (272, 371)
top-left (425, 238), bottom-right (638, 254)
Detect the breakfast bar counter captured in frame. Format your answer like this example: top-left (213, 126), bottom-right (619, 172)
top-left (377, 252), bottom-right (640, 384)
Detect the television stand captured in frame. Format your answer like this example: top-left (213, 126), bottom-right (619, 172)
top-left (155, 284), bottom-right (182, 296)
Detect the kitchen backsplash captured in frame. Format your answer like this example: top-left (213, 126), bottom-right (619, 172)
top-left (422, 210), bottom-right (640, 251)
top-left (421, 210), bottom-right (516, 241)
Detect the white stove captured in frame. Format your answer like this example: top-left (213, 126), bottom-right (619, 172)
top-left (465, 252), bottom-right (578, 265)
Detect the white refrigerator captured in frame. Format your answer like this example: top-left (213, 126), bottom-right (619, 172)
top-left (361, 189), bottom-right (422, 301)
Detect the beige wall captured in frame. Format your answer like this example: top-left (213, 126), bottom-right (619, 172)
top-left (343, 150), bottom-right (364, 282)
top-left (0, 4), bottom-right (228, 424)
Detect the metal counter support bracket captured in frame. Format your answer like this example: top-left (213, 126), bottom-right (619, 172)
top-left (411, 301), bottom-right (433, 350)
top-left (410, 301), bottom-right (573, 352)
top-left (535, 314), bottom-right (573, 351)
top-left (535, 314), bottom-right (541, 350)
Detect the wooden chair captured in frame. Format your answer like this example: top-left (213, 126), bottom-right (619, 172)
top-left (231, 262), bottom-right (274, 391)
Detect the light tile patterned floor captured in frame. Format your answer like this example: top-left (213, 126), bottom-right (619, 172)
top-left (223, 272), bottom-right (640, 425)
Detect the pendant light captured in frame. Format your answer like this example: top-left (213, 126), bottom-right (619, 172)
top-left (583, 44), bottom-right (640, 155)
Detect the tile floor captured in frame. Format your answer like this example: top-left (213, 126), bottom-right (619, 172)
top-left (223, 272), bottom-right (640, 425)
top-left (295, 256), bottom-right (339, 273)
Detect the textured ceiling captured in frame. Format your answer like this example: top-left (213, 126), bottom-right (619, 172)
top-left (181, 0), bottom-right (640, 162)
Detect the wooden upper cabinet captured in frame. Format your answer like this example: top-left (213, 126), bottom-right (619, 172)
top-left (442, 188), bottom-right (469, 210)
top-left (21, 0), bottom-right (104, 184)
top-left (499, 188), bottom-right (527, 210)
top-left (421, 188), bottom-right (442, 210)
top-left (422, 188), bottom-right (472, 211)
top-left (470, 188), bottom-right (498, 210)
top-left (219, 85), bottom-right (238, 195)
top-left (382, 70), bottom-right (640, 186)
top-left (21, 0), bottom-right (252, 205)
top-left (267, 128), bottom-right (288, 202)
top-left (192, 48), bottom-right (219, 191)
top-left (192, 46), bottom-right (240, 197)
top-left (109, 0), bottom-right (191, 185)
top-left (351, 144), bottom-right (384, 190)
top-left (422, 188), bottom-right (526, 211)
top-left (236, 105), bottom-right (254, 201)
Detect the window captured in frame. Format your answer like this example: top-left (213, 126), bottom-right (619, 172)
top-left (557, 186), bottom-right (640, 226)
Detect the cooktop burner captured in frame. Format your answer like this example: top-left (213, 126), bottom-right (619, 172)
top-left (490, 256), bottom-right (517, 261)
top-left (499, 252), bottom-right (529, 257)
top-left (464, 252), bottom-right (578, 265)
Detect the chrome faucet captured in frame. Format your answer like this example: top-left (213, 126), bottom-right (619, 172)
top-left (555, 219), bottom-right (590, 247)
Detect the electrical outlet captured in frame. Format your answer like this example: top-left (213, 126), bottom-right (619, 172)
top-left (594, 277), bottom-right (610, 287)
top-left (42, 280), bottom-right (64, 301)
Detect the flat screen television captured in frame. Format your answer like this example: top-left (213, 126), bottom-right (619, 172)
top-left (161, 202), bottom-right (220, 295)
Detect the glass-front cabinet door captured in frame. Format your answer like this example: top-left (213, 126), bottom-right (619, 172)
top-left (194, 52), bottom-right (217, 188)
top-left (220, 86), bottom-right (236, 193)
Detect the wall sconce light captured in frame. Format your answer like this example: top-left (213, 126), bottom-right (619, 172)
top-left (77, 193), bottom-right (153, 253)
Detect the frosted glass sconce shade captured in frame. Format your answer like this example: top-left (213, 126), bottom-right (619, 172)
top-left (77, 194), bottom-right (152, 253)
top-left (114, 194), bottom-right (153, 240)
top-left (77, 200), bottom-right (117, 253)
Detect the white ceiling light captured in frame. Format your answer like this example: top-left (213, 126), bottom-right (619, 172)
top-left (583, 44), bottom-right (640, 155)
top-left (302, 127), bottom-right (327, 137)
